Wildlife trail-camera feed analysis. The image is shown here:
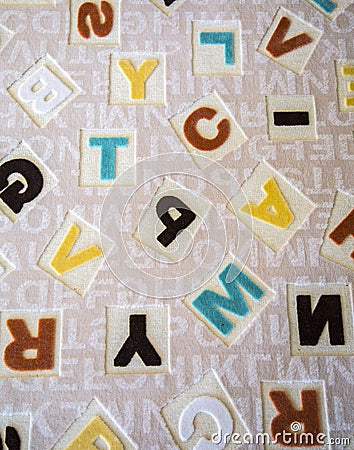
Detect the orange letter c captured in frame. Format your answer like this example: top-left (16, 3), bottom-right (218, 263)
top-left (183, 107), bottom-right (230, 151)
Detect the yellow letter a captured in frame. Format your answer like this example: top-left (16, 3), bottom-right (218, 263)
top-left (50, 224), bottom-right (102, 275)
top-left (118, 59), bottom-right (158, 100)
top-left (240, 178), bottom-right (294, 229)
top-left (66, 416), bottom-right (123, 450)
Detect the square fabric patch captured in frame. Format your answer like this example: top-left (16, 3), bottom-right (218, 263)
top-left (227, 161), bottom-right (315, 253)
top-left (0, 310), bottom-right (62, 378)
top-left (161, 370), bottom-right (248, 449)
top-left (52, 398), bottom-right (136, 449)
top-left (192, 21), bottom-right (242, 76)
top-left (0, 251), bottom-right (15, 283)
top-left (106, 306), bottom-right (170, 374)
top-left (149, 0), bottom-right (187, 16)
top-left (69, 0), bottom-right (120, 45)
top-left (0, 141), bottom-right (58, 223)
top-left (266, 95), bottom-right (317, 141)
top-left (335, 60), bottom-right (354, 113)
top-left (0, 24), bottom-right (14, 53)
top-left (305, 0), bottom-right (353, 20)
top-left (169, 91), bottom-right (247, 169)
top-left (0, 414), bottom-right (31, 450)
top-left (109, 53), bottom-right (166, 105)
top-left (37, 210), bottom-right (113, 296)
top-left (133, 177), bottom-right (211, 262)
top-left (320, 190), bottom-right (354, 272)
top-left (79, 129), bottom-right (136, 187)
top-left (8, 54), bottom-right (81, 128)
top-left (287, 283), bottom-right (354, 357)
top-left (261, 381), bottom-right (329, 450)
top-left (184, 254), bottom-right (275, 346)
top-left (257, 7), bottom-right (322, 76)
top-left (0, 0), bottom-right (54, 3)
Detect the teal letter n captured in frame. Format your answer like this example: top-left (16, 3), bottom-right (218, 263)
top-left (192, 264), bottom-right (264, 336)
top-left (89, 137), bottom-right (128, 180)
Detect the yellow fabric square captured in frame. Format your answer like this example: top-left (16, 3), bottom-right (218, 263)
top-left (37, 210), bottom-right (113, 296)
top-left (228, 161), bottom-right (315, 253)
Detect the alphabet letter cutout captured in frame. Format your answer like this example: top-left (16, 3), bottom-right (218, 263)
top-left (0, 142), bottom-right (57, 223)
top-left (133, 177), bottom-right (211, 262)
top-left (8, 54), bottom-right (80, 127)
top-left (106, 306), bottom-right (170, 374)
top-left (38, 210), bottom-right (113, 296)
top-left (53, 398), bottom-right (136, 449)
top-left (257, 7), bottom-right (322, 75)
top-left (287, 283), bottom-right (354, 356)
top-left (110, 53), bottom-right (165, 105)
top-left (184, 254), bottom-right (274, 346)
top-left (80, 129), bottom-right (136, 187)
top-left (0, 310), bottom-right (61, 378)
top-left (192, 21), bottom-right (242, 76)
top-left (161, 370), bottom-right (248, 449)
top-left (261, 381), bottom-right (329, 450)
top-left (0, 414), bottom-right (31, 450)
top-left (169, 91), bottom-right (247, 169)
top-left (70, 0), bottom-right (120, 45)
top-left (321, 190), bottom-right (354, 271)
top-left (228, 161), bottom-right (315, 253)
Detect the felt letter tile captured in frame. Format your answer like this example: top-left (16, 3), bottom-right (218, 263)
top-left (132, 177), bottom-right (211, 262)
top-left (184, 254), bottom-right (274, 346)
top-left (106, 306), bottom-right (170, 374)
top-left (0, 0), bottom-right (54, 4)
top-left (148, 0), bottom-right (187, 16)
top-left (266, 95), bottom-right (317, 141)
top-left (0, 413), bottom-right (31, 449)
top-left (0, 251), bottom-right (14, 283)
top-left (110, 53), bottom-right (166, 105)
top-left (161, 370), bottom-right (248, 449)
top-left (0, 141), bottom-right (58, 223)
top-left (287, 283), bottom-right (354, 356)
top-left (37, 210), bottom-right (113, 296)
top-left (257, 7), bottom-right (322, 75)
top-left (335, 60), bottom-right (354, 112)
top-left (79, 129), bottom-right (136, 187)
top-left (52, 398), bottom-right (136, 449)
top-left (192, 21), bottom-right (242, 76)
top-left (8, 54), bottom-right (81, 128)
top-left (0, 310), bottom-right (61, 377)
top-left (320, 190), bottom-right (354, 271)
top-left (169, 91), bottom-right (247, 169)
top-left (70, 0), bottom-right (120, 45)
top-left (227, 161), bottom-right (315, 253)
top-left (305, 0), bottom-right (353, 20)
top-left (0, 24), bottom-right (14, 53)
top-left (261, 381), bottom-right (329, 449)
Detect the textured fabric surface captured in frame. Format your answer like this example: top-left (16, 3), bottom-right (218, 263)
top-left (0, 0), bottom-right (353, 448)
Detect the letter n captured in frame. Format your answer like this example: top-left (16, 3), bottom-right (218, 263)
top-left (296, 295), bottom-right (345, 345)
